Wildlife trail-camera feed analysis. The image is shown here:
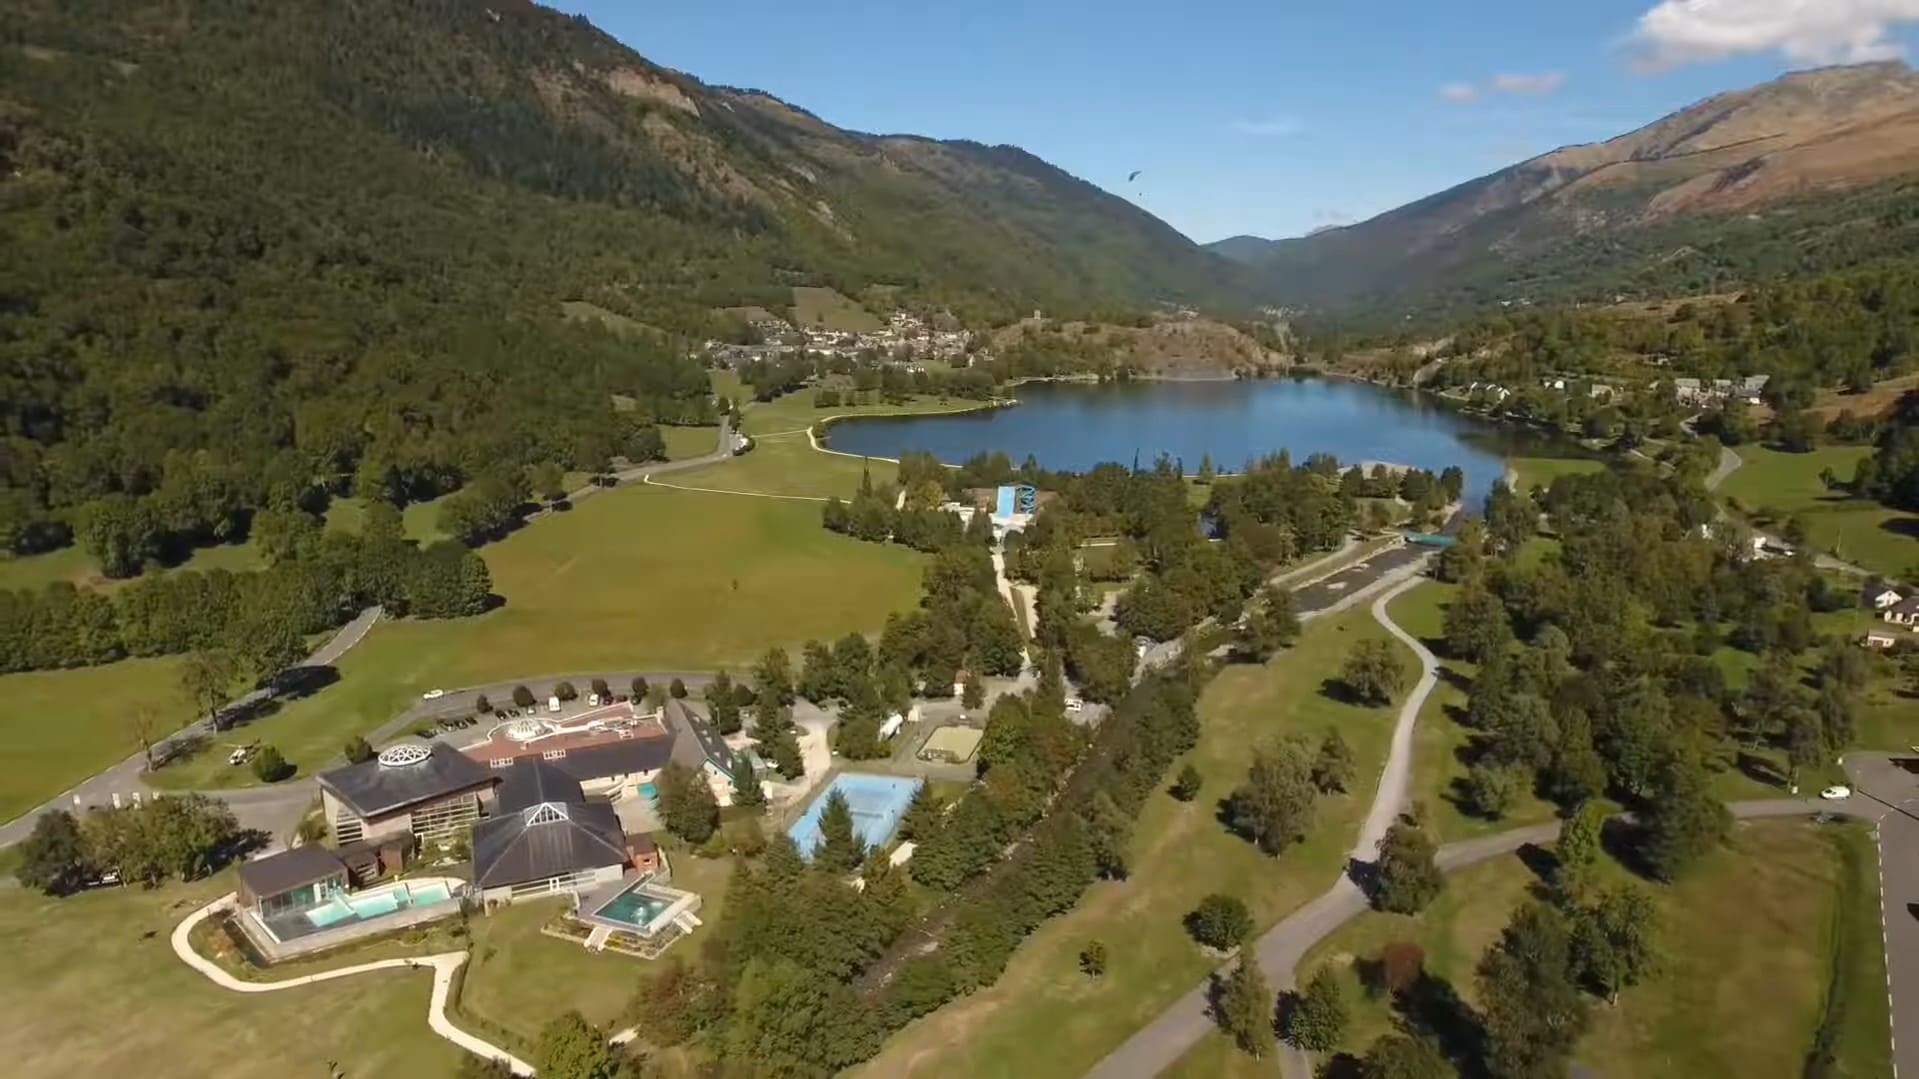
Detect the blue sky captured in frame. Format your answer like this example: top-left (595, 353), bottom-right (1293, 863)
top-left (550, 0), bottom-right (1919, 243)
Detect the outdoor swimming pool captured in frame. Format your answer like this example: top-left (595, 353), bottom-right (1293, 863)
top-left (595, 888), bottom-right (672, 928)
top-left (304, 879), bottom-right (457, 929)
top-left (787, 772), bottom-right (922, 859)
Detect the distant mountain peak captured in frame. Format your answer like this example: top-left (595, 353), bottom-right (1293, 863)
top-left (1209, 60), bottom-right (1919, 309)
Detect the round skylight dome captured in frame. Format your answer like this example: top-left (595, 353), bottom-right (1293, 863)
top-left (505, 719), bottom-right (548, 742)
top-left (376, 744), bottom-right (432, 768)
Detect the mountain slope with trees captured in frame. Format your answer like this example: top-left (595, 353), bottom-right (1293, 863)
top-left (0, 0), bottom-right (1250, 572)
top-left (1215, 62), bottom-right (1919, 317)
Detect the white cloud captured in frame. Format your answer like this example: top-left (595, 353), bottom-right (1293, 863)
top-left (1229, 116), bottom-right (1305, 137)
top-left (1441, 72), bottom-right (1565, 103)
top-left (1632, 0), bottom-right (1919, 67)
top-left (1491, 71), bottom-right (1568, 94)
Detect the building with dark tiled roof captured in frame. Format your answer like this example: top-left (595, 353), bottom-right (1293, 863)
top-left (317, 743), bottom-right (500, 846)
top-left (469, 759), bottom-right (641, 903)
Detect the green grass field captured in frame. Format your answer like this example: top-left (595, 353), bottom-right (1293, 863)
top-left (668, 432), bottom-right (877, 499)
top-left (790, 286), bottom-right (882, 332)
top-left (732, 389), bottom-right (991, 439)
top-left (0, 873), bottom-right (459, 1078)
top-left (1387, 581), bottom-right (1558, 843)
top-left (148, 480), bottom-right (926, 789)
top-left (0, 657), bottom-right (190, 820)
top-left (457, 850), bottom-right (731, 1053)
top-left (1723, 445), bottom-right (1917, 578)
top-left (661, 425), bottom-right (719, 461)
top-left (1166, 819), bottom-right (1888, 1079)
top-left (1506, 455), bottom-right (1605, 494)
top-left (858, 605), bottom-right (1417, 1079)
top-left (0, 538), bottom-right (266, 594)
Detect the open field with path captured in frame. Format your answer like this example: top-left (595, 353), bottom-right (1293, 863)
top-left (1722, 445), bottom-right (1915, 579)
top-left (145, 481), bottom-right (925, 788)
top-left (857, 605), bottom-right (1417, 1078)
top-left (1161, 819), bottom-right (1887, 1078)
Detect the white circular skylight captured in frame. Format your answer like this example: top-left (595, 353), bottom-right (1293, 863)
top-left (505, 719), bottom-right (549, 742)
top-left (377, 744), bottom-right (432, 768)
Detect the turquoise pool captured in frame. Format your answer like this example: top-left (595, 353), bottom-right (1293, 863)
top-left (303, 879), bottom-right (456, 929)
top-left (597, 889), bottom-right (671, 928)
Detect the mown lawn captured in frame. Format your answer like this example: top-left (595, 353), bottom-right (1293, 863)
top-left (669, 432), bottom-right (878, 499)
top-left (0, 656), bottom-right (190, 820)
top-left (1387, 580), bottom-right (1558, 844)
top-left (857, 605), bottom-right (1417, 1079)
top-left (1723, 445), bottom-right (1916, 579)
top-left (0, 872), bottom-right (458, 1078)
top-left (1166, 820), bottom-right (1888, 1079)
top-left (148, 481), bottom-right (926, 789)
top-left (661, 425), bottom-right (719, 461)
top-left (0, 537), bottom-right (266, 594)
top-left (458, 849), bottom-right (733, 1053)
top-left (732, 389), bottom-right (992, 439)
top-left (1507, 455), bottom-right (1605, 495)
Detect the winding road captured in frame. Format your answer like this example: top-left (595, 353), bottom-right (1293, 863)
top-left (1086, 568), bottom-right (1916, 1079)
top-left (0, 419), bottom-right (745, 851)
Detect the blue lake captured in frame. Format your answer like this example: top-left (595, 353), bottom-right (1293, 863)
top-left (823, 378), bottom-right (1574, 508)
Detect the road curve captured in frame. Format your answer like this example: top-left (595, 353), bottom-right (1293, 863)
top-left (1085, 559), bottom-right (1870, 1079)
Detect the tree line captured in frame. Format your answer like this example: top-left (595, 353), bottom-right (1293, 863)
top-left (0, 501), bottom-right (490, 677)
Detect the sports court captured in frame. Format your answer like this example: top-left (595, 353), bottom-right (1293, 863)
top-left (787, 771), bottom-right (921, 858)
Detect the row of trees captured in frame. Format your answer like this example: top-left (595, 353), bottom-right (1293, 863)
top-left (0, 503), bottom-right (491, 676)
top-left (15, 796), bottom-right (244, 895)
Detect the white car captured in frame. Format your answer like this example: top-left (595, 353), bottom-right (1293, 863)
top-left (421, 689), bottom-right (446, 701)
top-left (1820, 785), bottom-right (1852, 801)
top-left (227, 746), bottom-right (252, 766)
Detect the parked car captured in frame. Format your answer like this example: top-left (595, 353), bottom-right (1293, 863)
top-left (1821, 785), bottom-right (1852, 800)
top-left (421, 688), bottom-right (446, 701)
top-left (226, 746), bottom-right (253, 766)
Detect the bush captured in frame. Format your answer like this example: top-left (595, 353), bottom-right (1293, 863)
top-left (590, 678), bottom-right (610, 700)
top-left (631, 676), bottom-right (650, 700)
top-left (473, 693), bottom-right (491, 714)
top-left (342, 736), bottom-right (375, 764)
top-left (1188, 893), bottom-right (1254, 951)
top-left (252, 745), bottom-right (293, 783)
top-left (554, 680), bottom-right (578, 701)
top-left (1170, 762), bottom-right (1203, 802)
top-left (1080, 940), bottom-right (1108, 977)
top-left (670, 677), bottom-right (688, 699)
top-left (511, 684), bottom-right (536, 708)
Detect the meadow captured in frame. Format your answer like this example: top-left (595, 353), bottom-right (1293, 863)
top-left (858, 603), bottom-right (1417, 1078)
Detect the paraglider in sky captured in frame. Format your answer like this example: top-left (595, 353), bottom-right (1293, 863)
top-left (1127, 169), bottom-right (1142, 182)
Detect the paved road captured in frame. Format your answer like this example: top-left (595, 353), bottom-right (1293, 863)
top-left (0, 417), bottom-right (747, 851)
top-left (1087, 565), bottom-right (1903, 1079)
top-left (1084, 794), bottom-right (1868, 1079)
top-left (0, 605), bottom-right (384, 848)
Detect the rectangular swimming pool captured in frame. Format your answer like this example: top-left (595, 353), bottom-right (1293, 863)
top-left (301, 879), bottom-right (458, 930)
top-left (786, 772), bottom-right (922, 859)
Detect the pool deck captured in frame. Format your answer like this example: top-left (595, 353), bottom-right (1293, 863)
top-left (240, 877), bottom-right (468, 962)
top-left (573, 873), bottom-right (701, 938)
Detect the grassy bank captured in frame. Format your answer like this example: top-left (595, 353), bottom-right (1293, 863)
top-left (857, 604), bottom-right (1417, 1078)
top-left (0, 874), bottom-right (457, 1078)
top-left (0, 656), bottom-right (190, 820)
top-left (1166, 819), bottom-right (1887, 1078)
top-left (1722, 445), bottom-right (1914, 578)
top-left (147, 481), bottom-right (925, 789)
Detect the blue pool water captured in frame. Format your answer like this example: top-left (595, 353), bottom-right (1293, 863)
top-left (787, 772), bottom-right (922, 859)
top-left (595, 887), bottom-right (672, 928)
top-left (302, 880), bottom-right (453, 929)
top-left (638, 782), bottom-right (659, 800)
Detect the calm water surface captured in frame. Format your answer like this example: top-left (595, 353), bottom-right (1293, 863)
top-left (824, 378), bottom-right (1574, 507)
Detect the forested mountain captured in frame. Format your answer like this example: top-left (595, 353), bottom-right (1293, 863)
top-left (1215, 62), bottom-right (1919, 316)
top-left (0, 0), bottom-right (1248, 565)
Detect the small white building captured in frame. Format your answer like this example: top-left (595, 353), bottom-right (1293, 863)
top-left (1865, 586), bottom-right (1904, 611)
